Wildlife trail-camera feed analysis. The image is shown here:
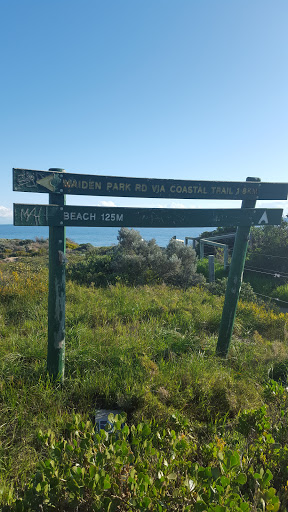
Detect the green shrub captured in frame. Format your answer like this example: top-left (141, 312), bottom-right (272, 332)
top-left (67, 253), bottom-right (114, 286)
top-left (273, 283), bottom-right (288, 304)
top-left (237, 301), bottom-right (287, 340)
top-left (207, 278), bottom-right (257, 303)
top-left (248, 221), bottom-right (288, 274)
top-left (6, 413), bottom-right (280, 512)
top-left (68, 228), bottom-right (205, 288)
top-left (197, 258), bottom-right (227, 280)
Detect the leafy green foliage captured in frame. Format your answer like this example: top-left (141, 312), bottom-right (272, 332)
top-left (5, 413), bottom-right (282, 511)
top-left (67, 228), bottom-right (205, 288)
top-left (273, 283), bottom-right (288, 304)
top-left (199, 227), bottom-right (237, 240)
top-left (67, 253), bottom-right (113, 286)
top-left (248, 221), bottom-right (288, 273)
top-left (197, 259), bottom-right (227, 281)
top-left (245, 221), bottom-right (288, 300)
top-left (1, 245), bottom-right (288, 509)
top-left (207, 278), bottom-right (257, 303)
top-left (198, 223), bottom-right (288, 304)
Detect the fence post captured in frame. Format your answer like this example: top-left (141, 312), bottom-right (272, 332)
top-left (224, 245), bottom-right (228, 270)
top-left (209, 255), bottom-right (215, 283)
top-left (216, 177), bottom-right (260, 357)
top-left (200, 240), bottom-right (204, 259)
top-left (47, 168), bottom-right (66, 381)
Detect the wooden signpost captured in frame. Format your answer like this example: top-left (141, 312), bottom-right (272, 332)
top-left (47, 170), bottom-right (66, 381)
top-left (13, 204), bottom-right (282, 228)
top-left (13, 168), bottom-right (287, 381)
top-left (13, 168), bottom-right (287, 200)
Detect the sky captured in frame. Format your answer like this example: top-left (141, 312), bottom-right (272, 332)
top-left (1, 0), bottom-right (288, 223)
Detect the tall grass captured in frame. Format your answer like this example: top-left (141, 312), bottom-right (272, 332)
top-left (0, 260), bottom-right (288, 507)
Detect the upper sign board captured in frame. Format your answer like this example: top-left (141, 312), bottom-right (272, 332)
top-left (13, 168), bottom-right (288, 200)
top-left (14, 204), bottom-right (283, 228)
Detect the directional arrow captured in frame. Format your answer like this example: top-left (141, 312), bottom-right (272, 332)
top-left (36, 175), bottom-right (56, 192)
top-left (258, 211), bottom-right (268, 224)
top-left (13, 204), bottom-right (283, 227)
top-left (13, 168), bottom-right (288, 199)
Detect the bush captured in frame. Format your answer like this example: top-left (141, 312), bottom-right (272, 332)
top-left (68, 228), bottom-right (205, 288)
top-left (115, 228), bottom-right (205, 287)
top-left (66, 253), bottom-right (114, 286)
top-left (247, 221), bottom-right (288, 274)
top-left (6, 413), bottom-right (281, 512)
top-left (207, 278), bottom-right (257, 303)
top-left (273, 283), bottom-right (288, 304)
top-left (117, 227), bottom-right (144, 252)
top-left (237, 301), bottom-right (287, 340)
top-left (197, 258), bottom-right (227, 281)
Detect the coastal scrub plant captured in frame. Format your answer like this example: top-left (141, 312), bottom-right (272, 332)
top-left (67, 228), bottom-right (205, 288)
top-left (0, 261), bottom-right (48, 329)
top-left (236, 301), bottom-right (287, 341)
top-left (0, 262), bottom-right (47, 300)
top-left (248, 221), bottom-right (288, 274)
top-left (6, 413), bottom-right (280, 511)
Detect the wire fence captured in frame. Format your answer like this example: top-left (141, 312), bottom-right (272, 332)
top-left (244, 268), bottom-right (288, 279)
top-left (200, 230), bottom-right (288, 307)
top-left (248, 252), bottom-right (288, 261)
top-left (253, 292), bottom-right (288, 306)
top-left (201, 249), bottom-right (288, 306)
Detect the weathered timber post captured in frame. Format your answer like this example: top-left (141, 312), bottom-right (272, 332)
top-left (47, 168), bottom-right (66, 381)
top-left (223, 245), bottom-right (228, 270)
top-left (185, 237), bottom-right (196, 248)
top-left (200, 240), bottom-right (204, 259)
top-left (209, 255), bottom-right (215, 283)
top-left (216, 177), bottom-right (260, 357)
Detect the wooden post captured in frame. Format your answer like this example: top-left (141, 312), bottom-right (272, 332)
top-left (47, 169), bottom-right (66, 381)
top-left (224, 245), bottom-right (228, 270)
top-left (208, 255), bottom-right (215, 283)
top-left (216, 177), bottom-right (260, 357)
top-left (185, 237), bottom-right (196, 248)
top-left (200, 240), bottom-right (204, 259)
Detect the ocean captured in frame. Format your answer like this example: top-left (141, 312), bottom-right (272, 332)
top-left (0, 224), bottom-right (214, 247)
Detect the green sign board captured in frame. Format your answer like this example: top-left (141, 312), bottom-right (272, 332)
top-left (14, 204), bottom-right (283, 228)
top-left (12, 166), bottom-right (287, 378)
top-left (13, 168), bottom-right (288, 200)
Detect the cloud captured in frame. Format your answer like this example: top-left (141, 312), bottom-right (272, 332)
top-left (97, 200), bottom-right (116, 207)
top-left (0, 206), bottom-right (13, 218)
top-left (168, 202), bottom-right (198, 209)
top-left (257, 200), bottom-right (287, 217)
top-left (170, 202), bottom-right (196, 209)
top-left (152, 201), bottom-right (199, 209)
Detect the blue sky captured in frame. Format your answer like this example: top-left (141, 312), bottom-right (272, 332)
top-left (1, 0), bottom-right (287, 223)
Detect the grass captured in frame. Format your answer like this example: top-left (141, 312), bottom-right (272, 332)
top-left (1, 255), bottom-right (288, 508)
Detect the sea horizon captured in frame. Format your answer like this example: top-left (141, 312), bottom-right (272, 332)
top-left (0, 224), bottom-right (216, 247)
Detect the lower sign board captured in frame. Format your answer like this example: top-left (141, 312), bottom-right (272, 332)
top-left (14, 204), bottom-right (283, 228)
